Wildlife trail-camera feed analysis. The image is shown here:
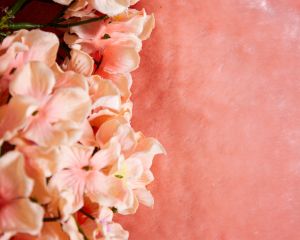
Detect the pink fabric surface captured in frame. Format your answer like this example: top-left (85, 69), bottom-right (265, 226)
top-left (116, 0), bottom-right (300, 239)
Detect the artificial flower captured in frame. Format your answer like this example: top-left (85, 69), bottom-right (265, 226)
top-left (0, 151), bottom-right (44, 239)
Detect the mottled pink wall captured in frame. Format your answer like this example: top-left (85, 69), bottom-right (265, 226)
top-left (116, 0), bottom-right (300, 239)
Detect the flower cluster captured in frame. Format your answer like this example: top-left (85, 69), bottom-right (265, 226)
top-left (0, 1), bottom-right (164, 239)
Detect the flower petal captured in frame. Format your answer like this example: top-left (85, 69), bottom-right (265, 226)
top-left (65, 49), bottom-right (94, 76)
top-left (134, 188), bottom-right (154, 207)
top-left (89, 75), bottom-right (121, 110)
top-left (101, 45), bottom-right (140, 74)
top-left (45, 88), bottom-right (91, 123)
top-left (23, 30), bottom-right (59, 67)
top-left (86, 171), bottom-right (127, 207)
top-left (90, 139), bottom-right (121, 170)
top-left (58, 144), bottom-right (94, 170)
top-left (0, 199), bottom-right (44, 236)
top-left (0, 151), bottom-right (33, 200)
top-left (0, 96), bottom-right (38, 145)
top-left (9, 62), bottom-right (55, 101)
top-left (88, 0), bottom-right (130, 16)
top-left (49, 169), bottom-right (87, 211)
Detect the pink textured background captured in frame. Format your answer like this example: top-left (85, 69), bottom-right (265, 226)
top-left (119, 0), bottom-right (300, 239)
top-left (2, 0), bottom-right (300, 239)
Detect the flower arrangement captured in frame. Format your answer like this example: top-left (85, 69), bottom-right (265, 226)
top-left (0, 0), bottom-right (165, 239)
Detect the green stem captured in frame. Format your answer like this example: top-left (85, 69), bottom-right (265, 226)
top-left (8, 0), bottom-right (29, 16)
top-left (48, 15), bottom-right (108, 28)
top-left (3, 15), bottom-right (108, 30)
top-left (6, 22), bottom-right (44, 30)
top-left (0, 0), bottom-right (29, 30)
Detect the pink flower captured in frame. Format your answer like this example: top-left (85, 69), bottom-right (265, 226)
top-left (0, 30), bottom-right (59, 104)
top-left (94, 207), bottom-right (129, 240)
top-left (96, 117), bottom-right (166, 214)
top-left (0, 151), bottom-right (44, 239)
top-left (64, 11), bottom-right (151, 74)
top-left (1, 61), bottom-right (91, 146)
top-left (49, 143), bottom-right (127, 213)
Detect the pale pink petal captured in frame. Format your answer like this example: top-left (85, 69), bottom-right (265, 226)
top-left (96, 117), bottom-right (136, 153)
top-left (88, 0), bottom-right (130, 16)
top-left (62, 217), bottom-right (84, 240)
top-left (98, 72), bottom-right (132, 101)
top-left (23, 116), bottom-right (66, 147)
top-left (9, 62), bottom-right (55, 101)
top-left (20, 145), bottom-right (59, 177)
top-left (79, 120), bottom-right (97, 147)
top-left (65, 49), bottom-right (94, 76)
top-left (101, 45), bottom-right (140, 74)
top-left (17, 146), bottom-right (54, 204)
top-left (53, 0), bottom-right (74, 5)
top-left (45, 88), bottom-right (91, 123)
top-left (98, 207), bottom-right (113, 222)
top-left (107, 9), bottom-right (154, 41)
top-left (46, 188), bottom-right (76, 221)
top-left (90, 139), bottom-right (121, 170)
top-left (68, 20), bottom-right (105, 41)
top-left (58, 144), bottom-right (94, 170)
top-left (89, 101), bottom-right (133, 128)
top-left (0, 151), bottom-right (33, 200)
top-left (0, 199), bottom-right (44, 236)
top-left (117, 192), bottom-right (138, 215)
top-left (50, 169), bottom-right (87, 211)
top-left (134, 188), bottom-right (154, 207)
top-left (123, 157), bottom-right (144, 181)
top-left (89, 75), bottom-right (121, 110)
top-left (139, 13), bottom-right (155, 41)
top-left (100, 222), bottom-right (129, 239)
top-left (0, 42), bottom-right (27, 76)
top-left (130, 0), bottom-right (139, 4)
top-left (23, 30), bottom-right (59, 67)
top-left (52, 120), bottom-right (84, 145)
top-left (0, 96), bottom-right (38, 145)
top-left (85, 171), bottom-right (127, 207)
top-left (132, 137), bottom-right (166, 169)
top-left (53, 68), bottom-right (89, 91)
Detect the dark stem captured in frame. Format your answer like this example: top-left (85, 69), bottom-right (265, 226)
top-left (43, 216), bottom-right (61, 222)
top-left (3, 15), bottom-right (108, 30)
top-left (8, 0), bottom-right (29, 16)
top-left (79, 209), bottom-right (95, 220)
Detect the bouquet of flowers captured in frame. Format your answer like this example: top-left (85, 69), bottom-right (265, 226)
top-left (0, 0), bottom-right (165, 239)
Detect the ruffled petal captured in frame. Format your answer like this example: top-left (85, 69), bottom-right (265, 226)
top-left (101, 44), bottom-right (140, 74)
top-left (90, 139), bottom-right (121, 170)
top-left (45, 88), bottom-right (91, 123)
top-left (58, 144), bottom-right (94, 170)
top-left (49, 169), bottom-right (87, 211)
top-left (0, 96), bottom-right (38, 145)
top-left (23, 30), bottom-right (59, 67)
top-left (9, 62), bottom-right (55, 101)
top-left (134, 188), bottom-right (154, 207)
top-left (85, 171), bottom-right (127, 207)
top-left (0, 151), bottom-right (33, 200)
top-left (0, 199), bottom-right (44, 236)
top-left (88, 75), bottom-right (121, 110)
top-left (53, 66), bottom-right (89, 92)
top-left (62, 217), bottom-right (84, 240)
top-left (65, 49), bottom-right (94, 76)
top-left (88, 0), bottom-right (130, 16)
